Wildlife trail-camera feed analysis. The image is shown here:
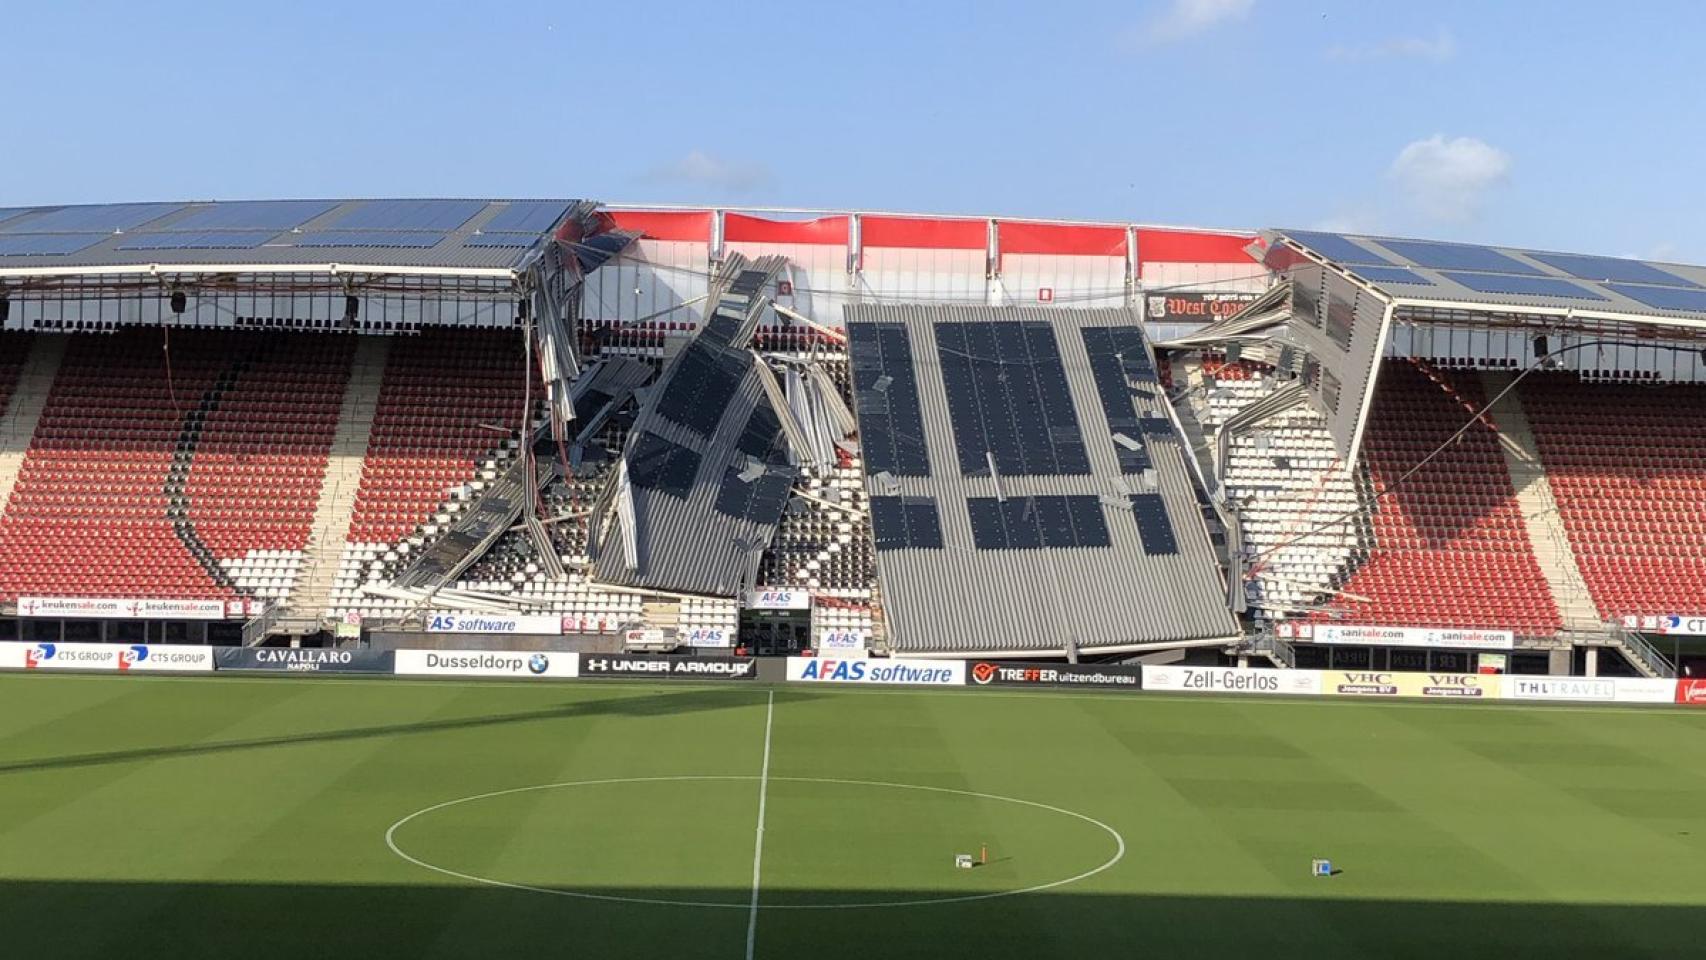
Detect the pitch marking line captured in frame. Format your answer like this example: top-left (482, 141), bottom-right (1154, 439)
top-left (746, 690), bottom-right (774, 959)
top-left (384, 775), bottom-right (1126, 910)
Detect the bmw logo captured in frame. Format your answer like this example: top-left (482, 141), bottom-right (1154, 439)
top-left (528, 654), bottom-right (550, 675)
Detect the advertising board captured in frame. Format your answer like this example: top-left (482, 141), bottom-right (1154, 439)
top-left (213, 647), bottom-right (395, 674)
top-left (1142, 665), bottom-right (1322, 695)
top-left (786, 657), bottom-right (965, 686)
top-left (1313, 625), bottom-right (1514, 651)
top-left (967, 661), bottom-right (1142, 689)
top-left (1675, 678), bottom-right (1706, 705)
top-left (1507, 676), bottom-right (1616, 702)
top-left (818, 630), bottom-right (869, 654)
top-left (0, 642), bottom-right (214, 673)
top-left (745, 590), bottom-right (811, 611)
top-left (579, 654), bottom-right (757, 680)
top-left (1324, 671), bottom-right (1502, 698)
top-left (394, 649), bottom-right (578, 679)
top-left (16, 597), bottom-right (228, 620)
top-left (425, 612), bottom-right (563, 634)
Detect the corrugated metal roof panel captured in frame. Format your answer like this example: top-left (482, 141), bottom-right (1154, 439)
top-left (843, 303), bottom-right (1239, 654)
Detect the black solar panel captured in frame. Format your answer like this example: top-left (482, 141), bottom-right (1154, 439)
top-left (628, 431), bottom-right (701, 498)
top-left (1440, 271), bottom-right (1609, 301)
top-left (869, 496), bottom-right (943, 550)
top-left (1283, 230), bottom-right (1396, 266)
top-left (1379, 239), bottom-right (1543, 276)
top-left (321, 199), bottom-right (485, 232)
top-left (1525, 251), bottom-right (1698, 289)
top-left (1081, 325), bottom-right (1156, 474)
top-left (967, 496), bottom-right (1109, 550)
top-left (1129, 493), bottom-right (1178, 555)
top-left (482, 200), bottom-right (571, 233)
top-left (936, 320), bottom-right (1089, 478)
top-left (654, 341), bottom-right (748, 437)
top-left (162, 200), bottom-right (340, 232)
top-left (848, 322), bottom-right (931, 476)
top-left (701, 268), bottom-right (772, 346)
top-left (735, 401), bottom-right (788, 465)
top-left (0, 202), bottom-right (181, 234)
top-left (714, 465), bottom-right (794, 522)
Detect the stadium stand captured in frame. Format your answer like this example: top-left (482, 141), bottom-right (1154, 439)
top-left (1291, 361), bottom-right (1562, 634)
top-left (0, 330), bottom-right (351, 603)
top-left (0, 332), bottom-right (29, 418)
top-left (1522, 372), bottom-right (1706, 619)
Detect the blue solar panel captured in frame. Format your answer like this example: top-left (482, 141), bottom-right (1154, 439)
top-left (1380, 240), bottom-right (1545, 276)
top-left (0, 203), bottom-right (183, 234)
top-left (162, 200), bottom-right (341, 232)
top-left (1604, 283), bottom-right (1706, 313)
top-left (115, 232), bottom-right (269, 251)
top-left (321, 199), bottom-right (486, 232)
top-left (481, 200), bottom-right (571, 233)
top-left (464, 233), bottom-right (539, 248)
top-left (1282, 230), bottom-right (1396, 266)
top-left (1525, 251), bottom-right (1700, 289)
top-left (1440, 271), bottom-right (1608, 301)
top-left (1352, 266), bottom-right (1435, 287)
top-left (0, 234), bottom-right (110, 256)
top-left (0, 207), bottom-right (43, 227)
top-left (293, 231), bottom-right (448, 249)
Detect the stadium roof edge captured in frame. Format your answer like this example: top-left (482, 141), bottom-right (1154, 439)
top-left (1268, 228), bottom-right (1706, 332)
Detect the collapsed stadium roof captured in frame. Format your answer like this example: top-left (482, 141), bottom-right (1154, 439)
top-left (1166, 229), bottom-right (1706, 468)
top-left (843, 303), bottom-right (1240, 657)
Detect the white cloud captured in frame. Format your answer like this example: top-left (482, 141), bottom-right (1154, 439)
top-left (642, 150), bottom-right (773, 194)
top-left (1328, 28), bottom-right (1456, 63)
top-left (1135, 0), bottom-right (1254, 45)
top-left (1388, 135), bottom-right (1511, 223)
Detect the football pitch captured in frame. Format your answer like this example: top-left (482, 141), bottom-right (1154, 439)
top-left (2, 674), bottom-right (1704, 959)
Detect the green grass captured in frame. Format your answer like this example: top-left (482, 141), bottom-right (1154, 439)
top-left (3, 674), bottom-right (1706, 959)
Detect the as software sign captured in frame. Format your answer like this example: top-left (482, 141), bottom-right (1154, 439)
top-left (426, 612), bottom-right (564, 635)
top-left (786, 657), bottom-right (965, 686)
top-left (394, 649), bottom-right (578, 679)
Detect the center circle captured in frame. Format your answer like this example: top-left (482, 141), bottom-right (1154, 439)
top-left (386, 776), bottom-right (1124, 910)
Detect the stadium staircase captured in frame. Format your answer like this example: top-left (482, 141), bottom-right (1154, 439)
top-left (270, 336), bottom-right (390, 635)
top-left (0, 334), bottom-right (63, 516)
top-left (1477, 371), bottom-right (1605, 636)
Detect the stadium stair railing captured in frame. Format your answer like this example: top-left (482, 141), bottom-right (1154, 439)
top-left (1604, 620), bottom-right (1676, 679)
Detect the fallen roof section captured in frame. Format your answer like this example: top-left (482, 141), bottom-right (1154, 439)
top-left (843, 302), bottom-right (1240, 656)
top-left (588, 254), bottom-right (797, 596)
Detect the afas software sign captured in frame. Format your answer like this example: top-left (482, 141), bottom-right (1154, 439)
top-left (395, 649), bottom-right (577, 679)
top-left (786, 657), bottom-right (965, 686)
top-left (0, 642), bottom-right (214, 673)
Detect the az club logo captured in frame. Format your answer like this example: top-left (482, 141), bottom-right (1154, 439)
top-left (25, 643), bottom-right (56, 669)
top-left (970, 663), bottom-right (998, 685)
top-left (528, 654), bottom-right (550, 675)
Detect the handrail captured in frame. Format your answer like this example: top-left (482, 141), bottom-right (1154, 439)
top-left (242, 604), bottom-right (282, 647)
top-left (1606, 620), bottom-right (1675, 679)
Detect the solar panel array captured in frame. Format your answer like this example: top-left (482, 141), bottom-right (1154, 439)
top-left (1281, 229), bottom-right (1706, 320)
top-left (0, 199), bottom-right (576, 264)
top-left (628, 432), bottom-right (702, 498)
top-left (654, 341), bottom-right (750, 437)
top-left (1079, 325), bottom-right (1155, 474)
top-left (967, 495), bottom-right (1111, 550)
top-left (1129, 494), bottom-right (1178, 555)
top-left (869, 496), bottom-right (944, 550)
top-left (936, 320), bottom-right (1088, 477)
top-left (847, 322), bottom-right (931, 477)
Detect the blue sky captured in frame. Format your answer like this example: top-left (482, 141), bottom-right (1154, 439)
top-left (6, 0), bottom-right (1703, 260)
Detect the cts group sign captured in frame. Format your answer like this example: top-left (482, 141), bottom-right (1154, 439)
top-left (0, 642), bottom-right (214, 672)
